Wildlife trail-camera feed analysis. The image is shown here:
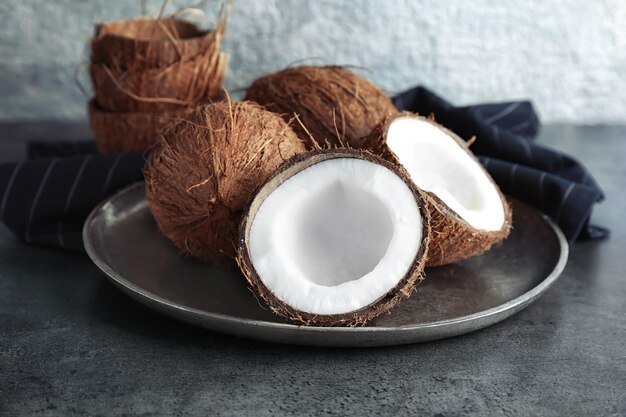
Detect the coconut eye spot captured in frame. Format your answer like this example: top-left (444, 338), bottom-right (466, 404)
top-left (287, 181), bottom-right (393, 287)
top-left (386, 117), bottom-right (505, 231)
top-left (246, 157), bottom-right (423, 316)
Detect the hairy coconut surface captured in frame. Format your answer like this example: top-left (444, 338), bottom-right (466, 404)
top-left (91, 18), bottom-right (216, 68)
top-left (144, 100), bottom-right (306, 264)
top-left (89, 14), bottom-right (228, 112)
top-left (424, 192), bottom-right (511, 267)
top-left (245, 66), bottom-right (397, 148)
top-left (237, 149), bottom-right (430, 326)
top-left (88, 99), bottom-right (189, 154)
top-left (90, 49), bottom-right (227, 112)
top-left (363, 113), bottom-right (511, 267)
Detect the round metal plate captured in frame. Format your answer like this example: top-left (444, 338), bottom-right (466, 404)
top-left (83, 182), bottom-right (568, 347)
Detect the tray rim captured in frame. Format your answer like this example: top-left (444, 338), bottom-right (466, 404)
top-left (83, 182), bottom-right (569, 341)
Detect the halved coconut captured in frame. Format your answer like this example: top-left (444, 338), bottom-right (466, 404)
top-left (364, 113), bottom-right (511, 267)
top-left (237, 149), bottom-right (429, 326)
top-left (89, 49), bottom-right (228, 112)
top-left (91, 17), bottom-right (226, 69)
top-left (88, 98), bottom-right (188, 153)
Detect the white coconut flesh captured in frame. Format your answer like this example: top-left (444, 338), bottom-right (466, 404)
top-left (248, 158), bottom-right (423, 316)
top-left (386, 117), bottom-right (505, 231)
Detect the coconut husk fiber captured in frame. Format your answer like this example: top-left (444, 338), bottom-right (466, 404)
top-left (89, 49), bottom-right (227, 112)
top-left (89, 13), bottom-right (228, 112)
top-left (236, 149), bottom-right (430, 326)
top-left (88, 99), bottom-right (189, 154)
top-left (423, 192), bottom-right (511, 267)
top-left (245, 66), bottom-right (398, 149)
top-left (144, 100), bottom-right (307, 265)
top-left (363, 112), bottom-right (512, 267)
top-left (91, 18), bottom-right (217, 68)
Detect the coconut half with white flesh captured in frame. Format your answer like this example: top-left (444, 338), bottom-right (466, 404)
top-left (237, 149), bottom-right (430, 326)
top-left (364, 113), bottom-right (511, 267)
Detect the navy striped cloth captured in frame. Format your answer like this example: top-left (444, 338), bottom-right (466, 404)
top-left (0, 150), bottom-right (144, 251)
top-left (0, 87), bottom-right (606, 253)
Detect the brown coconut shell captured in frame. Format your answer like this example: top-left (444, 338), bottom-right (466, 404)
top-left (88, 99), bottom-right (188, 154)
top-left (89, 49), bottom-right (228, 112)
top-left (424, 192), bottom-right (511, 267)
top-left (91, 18), bottom-right (219, 69)
top-left (363, 112), bottom-right (512, 267)
top-left (245, 66), bottom-right (398, 149)
top-left (144, 101), bottom-right (307, 265)
top-left (237, 148), bottom-right (430, 326)
top-left (89, 14), bottom-right (228, 112)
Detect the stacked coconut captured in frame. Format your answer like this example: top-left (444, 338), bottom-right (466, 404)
top-left (144, 65), bottom-right (512, 326)
top-left (88, 14), bottom-right (228, 154)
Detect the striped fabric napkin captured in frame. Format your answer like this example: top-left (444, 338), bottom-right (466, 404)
top-left (0, 87), bottom-right (606, 254)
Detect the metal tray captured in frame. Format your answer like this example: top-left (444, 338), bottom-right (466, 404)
top-left (84, 182), bottom-right (568, 347)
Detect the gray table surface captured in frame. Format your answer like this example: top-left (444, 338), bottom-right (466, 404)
top-left (0, 123), bottom-right (624, 417)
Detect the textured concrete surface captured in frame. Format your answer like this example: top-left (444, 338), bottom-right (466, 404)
top-left (0, 0), bottom-right (624, 123)
top-left (1, 124), bottom-right (625, 416)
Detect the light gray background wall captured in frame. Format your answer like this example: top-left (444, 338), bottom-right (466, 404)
top-left (0, 0), bottom-right (624, 123)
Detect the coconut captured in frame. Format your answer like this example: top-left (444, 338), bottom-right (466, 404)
top-left (144, 100), bottom-right (307, 264)
top-left (89, 50), bottom-right (228, 112)
top-left (91, 18), bottom-right (221, 68)
top-left (88, 99), bottom-right (188, 154)
top-left (363, 113), bottom-right (511, 267)
top-left (245, 66), bottom-right (398, 148)
top-left (237, 149), bottom-right (430, 326)
top-left (89, 15), bottom-right (228, 112)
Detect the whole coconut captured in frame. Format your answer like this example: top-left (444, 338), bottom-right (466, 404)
top-left (245, 66), bottom-right (398, 148)
top-left (144, 100), bottom-right (306, 264)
